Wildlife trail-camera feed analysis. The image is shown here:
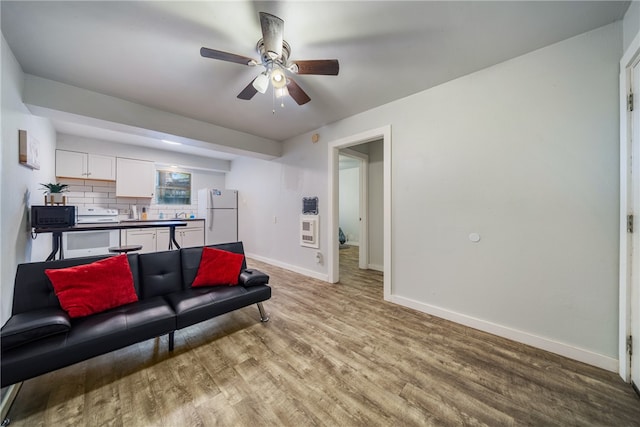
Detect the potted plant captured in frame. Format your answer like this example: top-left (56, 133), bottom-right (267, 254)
top-left (40, 182), bottom-right (69, 204)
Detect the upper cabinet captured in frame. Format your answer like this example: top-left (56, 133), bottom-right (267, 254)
top-left (116, 157), bottom-right (155, 198)
top-left (88, 154), bottom-right (117, 181)
top-left (56, 150), bottom-right (116, 181)
top-left (56, 150), bottom-right (155, 198)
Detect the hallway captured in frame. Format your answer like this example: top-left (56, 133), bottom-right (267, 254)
top-left (338, 245), bottom-right (384, 294)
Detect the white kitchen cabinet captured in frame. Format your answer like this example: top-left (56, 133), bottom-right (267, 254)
top-left (155, 221), bottom-right (205, 249)
top-left (120, 222), bottom-right (203, 253)
top-left (116, 157), bottom-right (155, 198)
top-left (56, 150), bottom-right (116, 181)
top-left (178, 221), bottom-right (205, 248)
top-left (156, 229), bottom-right (171, 252)
top-left (87, 154), bottom-right (116, 180)
top-left (120, 229), bottom-right (157, 254)
top-left (56, 150), bottom-right (85, 178)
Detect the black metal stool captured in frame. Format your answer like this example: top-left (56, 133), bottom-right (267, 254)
top-left (108, 245), bottom-right (143, 254)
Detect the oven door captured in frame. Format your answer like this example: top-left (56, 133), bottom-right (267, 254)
top-left (62, 229), bottom-right (120, 258)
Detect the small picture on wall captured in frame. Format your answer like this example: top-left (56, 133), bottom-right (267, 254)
top-left (302, 196), bottom-right (318, 215)
top-left (18, 129), bottom-right (40, 170)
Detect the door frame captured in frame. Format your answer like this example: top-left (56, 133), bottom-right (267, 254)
top-left (327, 125), bottom-right (391, 300)
top-left (619, 31), bottom-right (640, 382)
top-left (339, 148), bottom-right (369, 270)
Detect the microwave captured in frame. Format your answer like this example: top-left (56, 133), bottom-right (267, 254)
top-left (31, 205), bottom-right (76, 228)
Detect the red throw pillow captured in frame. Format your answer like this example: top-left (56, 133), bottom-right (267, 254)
top-left (192, 247), bottom-right (245, 287)
top-left (45, 254), bottom-right (138, 318)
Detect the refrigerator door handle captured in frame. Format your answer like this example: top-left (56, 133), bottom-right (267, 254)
top-left (208, 190), bottom-right (214, 235)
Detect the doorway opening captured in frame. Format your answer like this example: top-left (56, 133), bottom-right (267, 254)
top-left (338, 148), bottom-right (368, 270)
top-left (327, 125), bottom-right (391, 300)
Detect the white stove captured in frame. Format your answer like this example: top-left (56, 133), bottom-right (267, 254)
top-left (76, 207), bottom-right (119, 224)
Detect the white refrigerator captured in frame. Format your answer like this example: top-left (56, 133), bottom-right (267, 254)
top-left (197, 189), bottom-right (238, 245)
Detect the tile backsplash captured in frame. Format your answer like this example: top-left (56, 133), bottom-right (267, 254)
top-left (58, 178), bottom-right (199, 220)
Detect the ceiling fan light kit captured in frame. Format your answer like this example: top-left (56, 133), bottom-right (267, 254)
top-left (271, 68), bottom-right (287, 89)
top-left (201, 12), bottom-right (339, 108)
top-left (252, 72), bottom-right (270, 94)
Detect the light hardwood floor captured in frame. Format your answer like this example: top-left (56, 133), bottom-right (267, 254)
top-left (5, 246), bottom-right (640, 426)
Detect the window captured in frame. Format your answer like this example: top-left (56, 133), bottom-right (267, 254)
top-left (156, 170), bottom-right (191, 205)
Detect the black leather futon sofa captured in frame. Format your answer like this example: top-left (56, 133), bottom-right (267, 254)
top-left (0, 242), bottom-right (271, 388)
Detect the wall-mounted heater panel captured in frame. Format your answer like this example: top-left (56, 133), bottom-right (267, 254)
top-left (300, 215), bottom-right (319, 248)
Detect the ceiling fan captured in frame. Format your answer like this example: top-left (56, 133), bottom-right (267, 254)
top-left (200, 12), bottom-right (339, 106)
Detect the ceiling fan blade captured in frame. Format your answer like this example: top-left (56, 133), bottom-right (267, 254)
top-left (259, 12), bottom-right (283, 59)
top-left (200, 47), bottom-right (256, 66)
top-left (237, 79), bottom-right (258, 100)
top-left (286, 78), bottom-right (311, 105)
top-left (291, 59), bottom-right (339, 76)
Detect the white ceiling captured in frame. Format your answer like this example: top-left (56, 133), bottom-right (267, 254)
top-left (1, 1), bottom-right (630, 160)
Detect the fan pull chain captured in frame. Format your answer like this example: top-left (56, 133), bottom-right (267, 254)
top-left (271, 86), bottom-right (286, 114)
top-left (272, 86), bottom-right (276, 114)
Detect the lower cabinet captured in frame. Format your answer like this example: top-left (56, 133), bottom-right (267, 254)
top-left (120, 221), bottom-right (204, 253)
top-left (120, 229), bottom-right (157, 254)
top-left (156, 229), bottom-right (170, 251)
top-left (179, 225), bottom-right (205, 248)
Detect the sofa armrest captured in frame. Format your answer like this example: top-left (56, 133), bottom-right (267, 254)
top-left (238, 269), bottom-right (270, 287)
top-left (1, 307), bottom-right (71, 351)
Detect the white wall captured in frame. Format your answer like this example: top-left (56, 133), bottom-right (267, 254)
top-left (227, 22), bottom-right (622, 367)
top-left (339, 165), bottom-right (360, 244)
top-left (389, 21), bottom-right (620, 365)
top-left (226, 157), bottom-right (281, 260)
top-left (227, 136), bottom-right (329, 280)
top-left (623, 0), bottom-right (639, 53)
top-left (23, 75), bottom-right (282, 160)
top-left (1, 36), bottom-right (57, 324)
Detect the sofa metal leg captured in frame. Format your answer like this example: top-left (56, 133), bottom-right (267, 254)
top-left (0, 382), bottom-right (22, 426)
top-left (168, 331), bottom-right (175, 351)
top-left (257, 302), bottom-right (269, 322)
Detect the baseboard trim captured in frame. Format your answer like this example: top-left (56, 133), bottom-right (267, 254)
top-left (245, 252), bottom-right (329, 282)
top-left (390, 295), bottom-right (618, 372)
top-left (367, 263), bottom-right (384, 272)
top-left (1, 383), bottom-right (22, 423)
